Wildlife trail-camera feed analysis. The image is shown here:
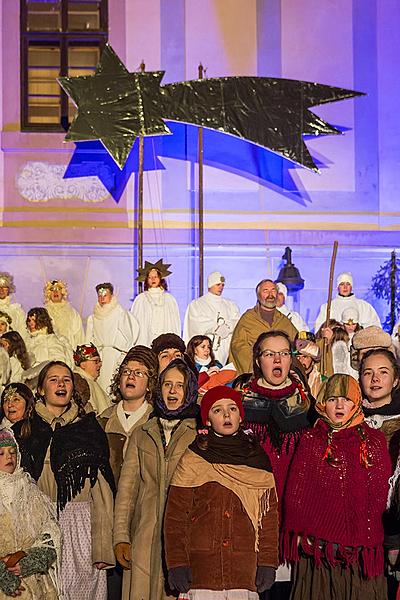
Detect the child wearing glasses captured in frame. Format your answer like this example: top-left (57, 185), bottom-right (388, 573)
top-left (113, 357), bottom-right (200, 600)
top-left (234, 330), bottom-right (313, 599)
top-left (98, 345), bottom-right (158, 487)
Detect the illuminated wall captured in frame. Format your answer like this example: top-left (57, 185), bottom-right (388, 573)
top-left (0, 0), bottom-right (399, 328)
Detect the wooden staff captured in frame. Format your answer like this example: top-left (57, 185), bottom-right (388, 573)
top-left (321, 240), bottom-right (339, 376)
top-left (137, 59), bottom-right (146, 294)
top-left (198, 62), bottom-right (204, 296)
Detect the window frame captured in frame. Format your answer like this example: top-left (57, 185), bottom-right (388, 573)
top-left (20, 0), bottom-right (108, 132)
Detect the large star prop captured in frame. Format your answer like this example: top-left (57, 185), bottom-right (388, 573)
top-left (59, 44), bottom-right (364, 171)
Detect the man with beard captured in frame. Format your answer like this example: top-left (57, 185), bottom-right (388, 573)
top-left (229, 279), bottom-right (298, 375)
top-left (0, 272), bottom-right (27, 340)
top-left (44, 279), bottom-right (84, 350)
top-left (86, 283), bottom-right (140, 393)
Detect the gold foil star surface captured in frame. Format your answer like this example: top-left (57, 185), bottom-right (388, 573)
top-left (59, 44), bottom-right (364, 171)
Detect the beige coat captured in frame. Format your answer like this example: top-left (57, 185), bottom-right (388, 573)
top-left (98, 402), bottom-right (152, 486)
top-left (113, 417), bottom-right (197, 600)
top-left (229, 305), bottom-right (298, 374)
top-left (35, 402), bottom-right (115, 566)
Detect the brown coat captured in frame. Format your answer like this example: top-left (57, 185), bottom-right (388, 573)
top-left (164, 481), bottom-right (278, 592)
top-left (98, 402), bottom-right (152, 486)
top-left (229, 305), bottom-right (298, 374)
top-left (113, 417), bottom-right (197, 600)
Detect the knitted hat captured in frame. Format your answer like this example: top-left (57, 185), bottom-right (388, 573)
top-left (121, 345), bottom-right (158, 375)
top-left (336, 272), bottom-right (353, 287)
top-left (208, 272), bottom-right (225, 288)
top-left (341, 307), bottom-right (359, 324)
top-left (0, 273), bottom-right (15, 294)
top-left (352, 326), bottom-right (392, 351)
top-left (276, 282), bottom-right (288, 298)
top-left (0, 429), bottom-right (17, 448)
top-left (73, 343), bottom-right (100, 366)
top-left (151, 333), bottom-right (186, 356)
top-left (200, 385), bottom-right (244, 425)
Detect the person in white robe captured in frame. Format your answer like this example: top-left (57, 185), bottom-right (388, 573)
top-left (44, 280), bottom-right (84, 350)
top-left (73, 343), bottom-right (111, 414)
top-left (276, 282), bottom-right (308, 332)
top-left (130, 259), bottom-right (181, 346)
top-left (86, 283), bottom-right (140, 394)
top-left (25, 308), bottom-right (74, 373)
top-left (315, 272), bottom-right (381, 332)
top-left (0, 273), bottom-right (27, 341)
top-left (183, 271), bottom-right (240, 365)
top-left (392, 318), bottom-right (400, 361)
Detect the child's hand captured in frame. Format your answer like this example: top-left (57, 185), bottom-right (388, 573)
top-left (114, 543), bottom-right (131, 570)
top-left (256, 565), bottom-right (276, 592)
top-left (207, 367), bottom-right (220, 376)
top-left (7, 564), bottom-right (21, 576)
top-left (11, 585), bottom-right (25, 597)
top-left (168, 566), bottom-right (192, 592)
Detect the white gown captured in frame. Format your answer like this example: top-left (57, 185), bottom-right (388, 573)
top-left (45, 301), bottom-right (85, 350)
top-left (86, 298), bottom-right (140, 393)
top-left (315, 294), bottom-right (381, 332)
top-left (26, 330), bottom-right (74, 369)
top-left (183, 292), bottom-right (241, 365)
top-left (277, 304), bottom-right (308, 332)
top-left (0, 296), bottom-right (27, 340)
top-left (392, 319), bottom-right (400, 360)
top-left (130, 288), bottom-right (181, 347)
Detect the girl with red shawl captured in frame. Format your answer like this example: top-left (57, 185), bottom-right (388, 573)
top-left (282, 373), bottom-right (391, 600)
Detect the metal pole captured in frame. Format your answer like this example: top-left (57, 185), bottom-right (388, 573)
top-left (198, 63), bottom-right (204, 296)
top-left (390, 250), bottom-right (396, 333)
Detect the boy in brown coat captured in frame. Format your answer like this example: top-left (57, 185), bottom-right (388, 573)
top-left (164, 386), bottom-right (279, 598)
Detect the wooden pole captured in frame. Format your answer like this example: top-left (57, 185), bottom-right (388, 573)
top-left (198, 62), bottom-right (204, 296)
top-left (321, 240), bottom-right (339, 376)
top-left (137, 59), bottom-right (146, 293)
top-left (390, 250), bottom-right (397, 333)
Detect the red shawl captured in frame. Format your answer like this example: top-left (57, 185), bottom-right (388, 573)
top-left (281, 419), bottom-right (391, 578)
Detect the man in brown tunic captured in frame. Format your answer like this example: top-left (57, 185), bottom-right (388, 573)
top-left (229, 279), bottom-right (298, 374)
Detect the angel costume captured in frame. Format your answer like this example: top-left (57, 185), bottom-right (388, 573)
top-left (184, 292), bottom-right (240, 365)
top-left (0, 298), bottom-right (26, 341)
top-left (86, 296), bottom-right (139, 393)
top-left (45, 300), bottom-right (84, 350)
top-left (0, 429), bottom-right (61, 599)
top-left (131, 288), bottom-right (181, 347)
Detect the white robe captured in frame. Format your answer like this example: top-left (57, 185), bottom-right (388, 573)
top-left (45, 300), bottom-right (85, 350)
top-left (130, 288), bottom-right (181, 347)
top-left (277, 304), bottom-right (308, 332)
top-left (315, 294), bottom-right (381, 332)
top-left (73, 366), bottom-right (112, 415)
top-left (0, 296), bottom-right (27, 340)
top-left (183, 292), bottom-right (241, 365)
top-left (0, 346), bottom-right (11, 391)
top-left (26, 330), bottom-right (74, 369)
top-left (86, 298), bottom-right (140, 393)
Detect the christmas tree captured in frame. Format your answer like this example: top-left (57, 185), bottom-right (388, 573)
top-left (370, 250), bottom-right (399, 333)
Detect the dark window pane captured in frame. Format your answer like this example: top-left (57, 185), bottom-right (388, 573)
top-left (26, 1), bottom-right (62, 31)
top-left (27, 44), bottom-right (61, 124)
top-left (68, 1), bottom-right (101, 30)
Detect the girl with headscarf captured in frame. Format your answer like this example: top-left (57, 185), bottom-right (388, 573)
top-left (282, 374), bottom-right (391, 600)
top-left (113, 358), bottom-right (199, 600)
top-left (0, 428), bottom-right (61, 599)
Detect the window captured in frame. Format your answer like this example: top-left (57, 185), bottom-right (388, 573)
top-left (20, 0), bottom-right (108, 130)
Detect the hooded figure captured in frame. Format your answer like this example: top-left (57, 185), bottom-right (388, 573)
top-left (282, 374), bottom-right (391, 600)
top-left (113, 358), bottom-right (199, 600)
top-left (0, 428), bottom-right (61, 599)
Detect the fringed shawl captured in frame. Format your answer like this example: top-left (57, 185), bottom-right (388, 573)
top-left (281, 420), bottom-right (391, 578)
